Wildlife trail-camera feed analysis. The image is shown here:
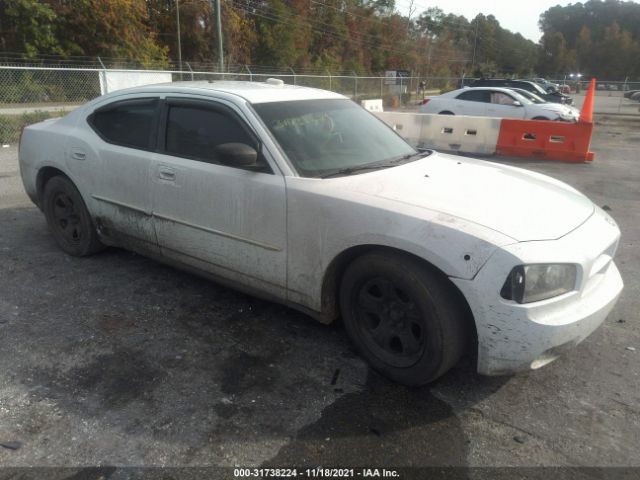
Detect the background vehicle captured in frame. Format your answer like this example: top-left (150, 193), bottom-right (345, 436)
top-left (531, 77), bottom-right (560, 92)
top-left (419, 87), bottom-right (578, 121)
top-left (470, 78), bottom-right (573, 105)
top-left (624, 89), bottom-right (640, 99)
top-left (510, 88), bottom-right (581, 118)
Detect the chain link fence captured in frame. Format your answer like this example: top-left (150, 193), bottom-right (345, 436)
top-left (1, 64), bottom-right (639, 144)
top-left (1, 65), bottom-right (461, 143)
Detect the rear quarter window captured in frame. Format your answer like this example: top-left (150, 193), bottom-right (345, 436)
top-left (456, 90), bottom-right (489, 102)
top-left (89, 98), bottom-right (159, 150)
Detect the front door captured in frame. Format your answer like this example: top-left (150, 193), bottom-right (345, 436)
top-left (486, 92), bottom-right (526, 119)
top-left (151, 97), bottom-right (287, 298)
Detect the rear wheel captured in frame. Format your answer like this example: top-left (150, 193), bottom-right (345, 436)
top-left (531, 116), bottom-right (550, 120)
top-left (43, 176), bottom-right (105, 256)
top-left (339, 252), bottom-right (469, 386)
top-left (438, 111), bottom-right (454, 115)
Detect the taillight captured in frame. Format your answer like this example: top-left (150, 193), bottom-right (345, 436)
top-left (18, 125), bottom-right (26, 152)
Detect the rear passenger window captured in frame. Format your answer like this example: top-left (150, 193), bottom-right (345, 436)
top-left (165, 104), bottom-right (256, 164)
top-left (456, 90), bottom-right (489, 102)
top-left (89, 98), bottom-right (158, 150)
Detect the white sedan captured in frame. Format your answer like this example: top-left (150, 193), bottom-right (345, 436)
top-left (19, 80), bottom-right (622, 385)
top-left (420, 87), bottom-right (579, 121)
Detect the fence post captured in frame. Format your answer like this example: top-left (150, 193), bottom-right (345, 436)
top-left (353, 71), bottom-right (358, 102)
top-left (289, 67), bottom-right (296, 85)
top-left (244, 64), bottom-right (252, 82)
top-left (380, 76), bottom-right (383, 98)
top-left (97, 56), bottom-right (108, 95)
top-left (186, 62), bottom-right (194, 81)
top-left (618, 76), bottom-right (628, 113)
top-left (326, 69), bottom-right (332, 90)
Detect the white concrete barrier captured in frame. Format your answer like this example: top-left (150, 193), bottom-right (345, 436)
top-left (421, 115), bottom-right (501, 155)
top-left (361, 99), bottom-right (384, 112)
top-left (373, 112), bottom-right (423, 146)
top-left (375, 111), bottom-right (501, 155)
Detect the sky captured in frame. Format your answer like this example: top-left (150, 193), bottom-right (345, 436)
top-left (396, 0), bottom-right (576, 42)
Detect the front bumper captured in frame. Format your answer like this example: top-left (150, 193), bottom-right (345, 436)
top-left (453, 207), bottom-right (623, 375)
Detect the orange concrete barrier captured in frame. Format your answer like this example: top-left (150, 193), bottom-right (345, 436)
top-left (496, 119), bottom-right (594, 162)
top-left (496, 79), bottom-right (597, 163)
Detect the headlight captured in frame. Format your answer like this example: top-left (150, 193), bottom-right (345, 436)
top-left (500, 264), bottom-right (577, 304)
top-left (560, 112), bottom-right (577, 121)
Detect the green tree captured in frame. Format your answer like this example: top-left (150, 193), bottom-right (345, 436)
top-left (48, 0), bottom-right (168, 66)
top-left (0, 0), bottom-right (61, 56)
top-left (538, 31), bottom-right (573, 76)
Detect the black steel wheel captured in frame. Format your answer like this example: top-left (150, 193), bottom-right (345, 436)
top-left (43, 176), bottom-right (104, 256)
top-left (339, 251), bottom-right (469, 385)
top-left (354, 276), bottom-right (427, 368)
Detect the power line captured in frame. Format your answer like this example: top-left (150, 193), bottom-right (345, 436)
top-left (229, 0), bottom-right (470, 62)
top-left (234, 0), bottom-right (402, 49)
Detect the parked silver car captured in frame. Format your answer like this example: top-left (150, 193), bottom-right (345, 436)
top-left (19, 80), bottom-right (623, 385)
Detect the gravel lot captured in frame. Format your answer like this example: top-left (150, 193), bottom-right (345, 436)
top-left (0, 115), bottom-right (639, 478)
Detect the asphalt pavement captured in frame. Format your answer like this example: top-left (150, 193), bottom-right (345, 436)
top-left (0, 116), bottom-right (639, 478)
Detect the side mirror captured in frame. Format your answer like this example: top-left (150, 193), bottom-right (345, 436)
top-left (512, 101), bottom-right (522, 107)
top-left (215, 143), bottom-right (258, 167)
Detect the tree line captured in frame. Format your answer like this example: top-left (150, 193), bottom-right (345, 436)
top-left (0, 0), bottom-right (638, 79)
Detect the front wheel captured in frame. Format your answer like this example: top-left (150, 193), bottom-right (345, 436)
top-left (43, 176), bottom-right (105, 256)
top-left (531, 116), bottom-right (550, 121)
top-left (339, 252), bottom-right (469, 386)
top-left (438, 111), bottom-right (455, 115)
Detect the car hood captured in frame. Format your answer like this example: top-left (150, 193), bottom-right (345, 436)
top-left (338, 153), bottom-right (594, 242)
top-left (535, 103), bottom-right (579, 118)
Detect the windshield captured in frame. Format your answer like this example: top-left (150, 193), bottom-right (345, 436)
top-left (513, 89), bottom-right (545, 104)
top-left (498, 90), bottom-right (533, 105)
top-left (253, 99), bottom-right (416, 178)
top-left (530, 83), bottom-right (550, 95)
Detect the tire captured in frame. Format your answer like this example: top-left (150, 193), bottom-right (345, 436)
top-left (531, 116), bottom-right (550, 121)
top-left (42, 176), bottom-right (105, 257)
top-left (438, 111), bottom-right (454, 115)
top-left (339, 252), bottom-right (469, 386)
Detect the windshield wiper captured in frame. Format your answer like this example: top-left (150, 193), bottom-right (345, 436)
top-left (389, 150), bottom-right (432, 163)
top-left (317, 163), bottom-right (394, 179)
top-left (317, 150), bottom-right (432, 179)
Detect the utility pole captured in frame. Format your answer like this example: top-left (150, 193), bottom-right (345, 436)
top-left (406, 0), bottom-right (416, 33)
top-left (471, 20), bottom-right (479, 68)
top-left (214, 0), bottom-right (224, 73)
top-left (176, 0), bottom-right (183, 73)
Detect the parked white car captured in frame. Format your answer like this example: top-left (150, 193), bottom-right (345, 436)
top-left (19, 80), bottom-right (622, 385)
top-left (510, 87), bottom-right (581, 118)
top-left (420, 87), bottom-right (579, 121)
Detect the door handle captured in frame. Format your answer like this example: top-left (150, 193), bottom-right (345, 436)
top-left (158, 167), bottom-right (176, 181)
top-left (71, 149), bottom-right (86, 161)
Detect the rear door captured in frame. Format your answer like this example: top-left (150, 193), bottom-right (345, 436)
top-left (151, 96), bottom-right (287, 297)
top-left (453, 90), bottom-right (490, 116)
top-left (85, 96), bottom-right (160, 252)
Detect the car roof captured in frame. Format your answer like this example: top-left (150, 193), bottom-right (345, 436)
top-left (473, 78), bottom-right (535, 85)
top-left (450, 86), bottom-right (523, 95)
top-left (100, 80), bottom-right (346, 104)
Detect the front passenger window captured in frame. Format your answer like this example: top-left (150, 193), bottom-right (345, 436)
top-left (165, 105), bottom-right (258, 166)
top-left (491, 93), bottom-right (517, 106)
